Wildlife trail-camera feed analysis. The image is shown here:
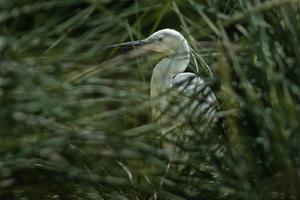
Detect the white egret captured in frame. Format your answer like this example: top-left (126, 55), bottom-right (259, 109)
top-left (111, 29), bottom-right (218, 158)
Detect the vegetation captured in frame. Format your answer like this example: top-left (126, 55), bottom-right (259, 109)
top-left (1, 0), bottom-right (300, 199)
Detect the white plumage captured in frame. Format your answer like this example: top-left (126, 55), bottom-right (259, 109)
top-left (111, 29), bottom-right (218, 158)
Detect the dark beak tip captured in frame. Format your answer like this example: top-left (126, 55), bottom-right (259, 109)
top-left (106, 40), bottom-right (147, 49)
top-left (105, 44), bottom-right (119, 49)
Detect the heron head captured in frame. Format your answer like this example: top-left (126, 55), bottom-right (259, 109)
top-left (144, 29), bottom-right (189, 55)
top-left (109, 29), bottom-right (190, 57)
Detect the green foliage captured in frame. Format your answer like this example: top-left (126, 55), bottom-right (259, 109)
top-left (1, 0), bottom-right (300, 199)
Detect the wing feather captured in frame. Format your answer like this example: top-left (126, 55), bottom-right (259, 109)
top-left (170, 72), bottom-right (218, 125)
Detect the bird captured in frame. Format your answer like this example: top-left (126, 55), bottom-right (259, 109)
top-left (110, 29), bottom-right (218, 159)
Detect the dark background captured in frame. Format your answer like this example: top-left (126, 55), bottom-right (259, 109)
top-left (1, 0), bottom-right (300, 199)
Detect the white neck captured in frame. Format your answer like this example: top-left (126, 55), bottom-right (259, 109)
top-left (150, 53), bottom-right (190, 98)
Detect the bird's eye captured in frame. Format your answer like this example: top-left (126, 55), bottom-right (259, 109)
top-left (158, 37), bottom-right (163, 41)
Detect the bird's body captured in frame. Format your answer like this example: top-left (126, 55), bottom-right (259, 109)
top-left (147, 30), bottom-right (217, 132)
top-left (111, 29), bottom-right (218, 158)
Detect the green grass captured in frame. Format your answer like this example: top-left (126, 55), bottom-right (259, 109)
top-left (1, 0), bottom-right (300, 199)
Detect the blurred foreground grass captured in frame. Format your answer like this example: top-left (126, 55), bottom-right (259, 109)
top-left (1, 0), bottom-right (300, 199)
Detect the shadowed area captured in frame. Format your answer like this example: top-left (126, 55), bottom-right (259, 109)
top-left (1, 0), bottom-right (300, 199)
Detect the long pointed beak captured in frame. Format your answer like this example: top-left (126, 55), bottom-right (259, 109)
top-left (106, 40), bottom-right (148, 49)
